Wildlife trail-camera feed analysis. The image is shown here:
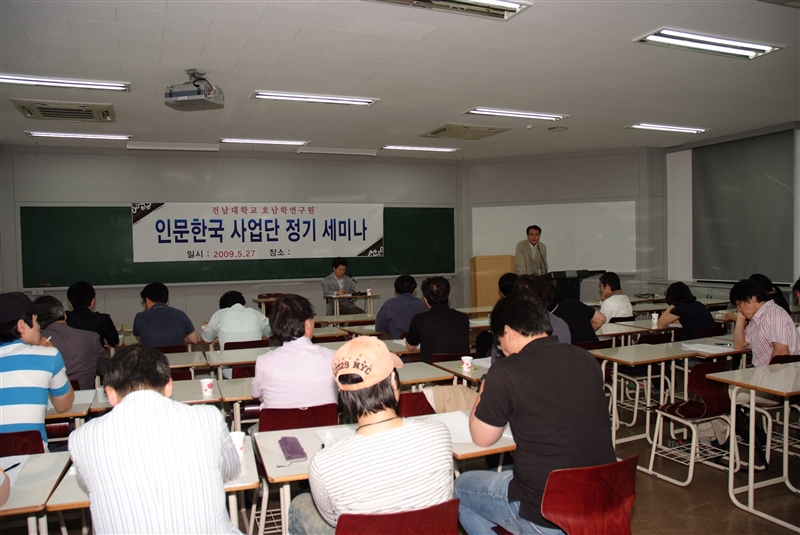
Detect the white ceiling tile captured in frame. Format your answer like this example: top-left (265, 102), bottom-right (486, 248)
top-left (291, 26), bottom-right (378, 48)
top-left (323, 42), bottom-right (402, 63)
top-left (78, 47), bottom-right (122, 62)
top-left (275, 51), bottom-right (353, 71)
top-left (159, 53), bottom-right (237, 71)
top-left (36, 56), bottom-right (88, 71)
top-left (209, 17), bottom-right (299, 40)
top-left (346, 16), bottom-right (437, 39)
top-left (254, 62), bottom-right (308, 78)
top-left (8, 1), bottom-right (117, 23)
top-left (2, 25), bottom-right (29, 42)
top-left (346, 58), bottom-right (413, 74)
top-left (260, 4), bottom-right (355, 31)
top-left (200, 44), bottom-right (248, 60)
top-left (370, 35), bottom-right (449, 54)
top-left (116, 7), bottom-right (212, 31)
top-left (231, 59), bottom-right (277, 74)
top-left (83, 62), bottom-right (124, 76)
top-left (93, 1), bottom-right (166, 12)
top-left (168, 2), bottom-right (266, 21)
top-left (245, 35), bottom-right (328, 55)
top-left (2, 12), bottom-right (73, 33)
top-left (422, 26), bottom-right (511, 48)
top-left (2, 40), bottom-right (79, 59)
top-left (68, 18), bottom-right (164, 41)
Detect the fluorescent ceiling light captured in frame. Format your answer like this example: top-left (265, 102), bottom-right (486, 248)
top-left (638, 29), bottom-right (780, 59)
top-left (127, 141), bottom-right (219, 152)
top-left (1, 74), bottom-right (130, 91)
top-left (382, 145), bottom-right (460, 153)
top-left (252, 91), bottom-right (377, 106)
top-left (628, 123), bottom-right (709, 134)
top-left (467, 107), bottom-right (568, 121)
top-left (25, 131), bottom-right (130, 140)
top-left (220, 138), bottom-right (309, 146)
top-left (297, 147), bottom-right (378, 157)
top-left (365, 0), bottom-right (531, 21)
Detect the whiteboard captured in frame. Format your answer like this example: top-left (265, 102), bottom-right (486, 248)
top-left (471, 201), bottom-right (637, 273)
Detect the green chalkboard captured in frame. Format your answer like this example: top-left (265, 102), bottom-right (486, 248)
top-left (20, 206), bottom-right (455, 288)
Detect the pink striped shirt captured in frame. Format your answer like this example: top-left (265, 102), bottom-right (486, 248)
top-left (744, 300), bottom-right (800, 367)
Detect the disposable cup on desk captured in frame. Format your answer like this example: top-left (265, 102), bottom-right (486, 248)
top-left (461, 356), bottom-right (473, 371)
top-left (200, 378), bottom-right (214, 397)
top-left (230, 431), bottom-right (246, 460)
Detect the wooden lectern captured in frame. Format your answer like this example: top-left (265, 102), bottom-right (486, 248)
top-left (470, 255), bottom-right (515, 306)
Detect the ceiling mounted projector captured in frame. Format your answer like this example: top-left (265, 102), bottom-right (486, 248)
top-left (164, 69), bottom-right (224, 112)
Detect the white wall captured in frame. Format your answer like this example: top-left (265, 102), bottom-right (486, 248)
top-left (666, 150), bottom-right (692, 281)
top-left (1, 145), bottom-right (459, 330)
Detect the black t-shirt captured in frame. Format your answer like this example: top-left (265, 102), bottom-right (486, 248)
top-left (671, 300), bottom-right (716, 339)
top-left (551, 299), bottom-right (598, 344)
top-left (475, 337), bottom-right (616, 528)
top-left (406, 305), bottom-right (470, 364)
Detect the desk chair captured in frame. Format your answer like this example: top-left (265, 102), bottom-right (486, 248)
top-left (254, 405), bottom-right (340, 535)
top-left (335, 498), bottom-right (459, 535)
top-left (648, 360), bottom-right (737, 486)
top-left (170, 369), bottom-right (193, 381)
top-left (397, 392), bottom-right (436, 417)
top-left (225, 339), bottom-right (271, 350)
top-left (0, 430), bottom-right (45, 456)
top-left (156, 344), bottom-right (189, 354)
top-left (311, 333), bottom-right (348, 343)
top-left (541, 456), bottom-right (638, 535)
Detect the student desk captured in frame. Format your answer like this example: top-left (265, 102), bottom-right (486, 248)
top-left (254, 412), bottom-right (515, 535)
top-left (314, 313), bottom-right (376, 327)
top-left (207, 347), bottom-right (272, 380)
top-left (218, 378), bottom-right (258, 432)
top-left (631, 299), bottom-right (730, 317)
top-left (45, 389), bottom-right (95, 427)
top-left (45, 437), bottom-right (260, 533)
top-left (454, 306), bottom-right (493, 317)
top-left (165, 351), bottom-right (208, 379)
top-left (329, 293), bottom-right (381, 315)
top-left (337, 324), bottom-right (385, 337)
top-left (0, 451), bottom-right (71, 535)
top-left (468, 317), bottom-right (490, 331)
top-left (658, 337), bottom-right (751, 399)
top-left (432, 357), bottom-right (492, 386)
top-left (709, 364), bottom-right (800, 534)
top-left (398, 362), bottom-right (454, 390)
top-left (252, 296), bottom-right (280, 316)
top-left (589, 344), bottom-right (697, 448)
top-left (595, 323), bottom-right (652, 346)
top-left (310, 327), bottom-right (348, 342)
top-left (170, 379), bottom-right (223, 404)
top-left (314, 339), bottom-right (420, 357)
top-left (616, 319), bottom-right (682, 338)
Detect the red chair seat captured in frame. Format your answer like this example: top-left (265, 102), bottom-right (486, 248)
top-left (397, 392), bottom-right (435, 417)
top-left (335, 498), bottom-right (459, 535)
top-left (0, 430), bottom-right (45, 456)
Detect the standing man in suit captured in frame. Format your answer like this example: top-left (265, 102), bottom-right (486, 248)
top-left (321, 257), bottom-right (366, 316)
top-left (515, 225), bottom-right (548, 276)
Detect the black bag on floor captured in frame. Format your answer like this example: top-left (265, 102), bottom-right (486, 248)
top-left (735, 406), bottom-right (769, 470)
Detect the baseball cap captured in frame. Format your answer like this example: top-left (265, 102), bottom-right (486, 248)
top-left (332, 336), bottom-right (404, 391)
top-left (0, 292), bottom-right (50, 324)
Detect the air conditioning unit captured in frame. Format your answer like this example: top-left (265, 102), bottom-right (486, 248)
top-left (10, 98), bottom-right (115, 122)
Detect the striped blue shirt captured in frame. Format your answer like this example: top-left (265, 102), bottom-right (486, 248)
top-left (0, 340), bottom-right (70, 442)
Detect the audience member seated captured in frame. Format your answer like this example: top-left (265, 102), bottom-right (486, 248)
top-left (0, 292), bottom-right (73, 444)
top-left (512, 275), bottom-right (571, 345)
top-left (656, 282), bottom-right (716, 339)
top-left (552, 294), bottom-right (604, 345)
top-left (454, 294), bottom-right (615, 535)
top-left (202, 290), bottom-right (272, 349)
top-left (405, 276), bottom-right (469, 364)
top-left (375, 275), bottom-right (428, 339)
top-left (749, 273), bottom-right (791, 314)
top-left (321, 257), bottom-right (365, 316)
top-left (251, 294), bottom-right (338, 409)
top-left (288, 337), bottom-right (453, 535)
top-left (596, 272), bottom-right (633, 324)
top-left (65, 280), bottom-right (119, 347)
top-left (132, 282), bottom-right (200, 348)
top-left (35, 295), bottom-right (108, 390)
top-left (68, 344), bottom-right (240, 534)
top-left (478, 273), bottom-right (518, 358)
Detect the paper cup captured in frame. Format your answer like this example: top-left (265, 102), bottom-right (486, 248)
top-left (367, 289), bottom-right (372, 295)
top-left (230, 431), bottom-right (246, 460)
top-left (200, 378), bottom-right (214, 396)
top-left (461, 356), bottom-right (473, 370)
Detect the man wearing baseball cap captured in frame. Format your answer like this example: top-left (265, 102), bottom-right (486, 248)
top-left (287, 337), bottom-right (453, 535)
top-left (0, 292), bottom-right (74, 444)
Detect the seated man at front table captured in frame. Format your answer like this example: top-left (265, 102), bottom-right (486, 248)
top-left (288, 337), bottom-right (453, 535)
top-left (35, 295), bottom-right (109, 390)
top-left (727, 279), bottom-right (800, 366)
top-left (202, 290), bottom-right (272, 349)
top-left (132, 282), bottom-right (200, 348)
top-left (0, 292), bottom-right (74, 444)
top-left (65, 280), bottom-right (119, 347)
top-left (514, 225), bottom-right (548, 276)
top-left (596, 271), bottom-right (633, 324)
top-left (375, 274), bottom-right (427, 339)
top-left (454, 294), bottom-right (615, 535)
top-left (405, 276), bottom-right (470, 364)
top-left (251, 294), bottom-right (338, 408)
top-left (68, 344), bottom-right (241, 534)
top-left (321, 257), bottom-right (365, 316)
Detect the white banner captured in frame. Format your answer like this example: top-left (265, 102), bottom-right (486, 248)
top-left (131, 202), bottom-right (384, 263)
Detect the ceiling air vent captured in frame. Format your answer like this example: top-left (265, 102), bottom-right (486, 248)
top-left (10, 98), bottom-right (116, 122)
top-left (421, 123), bottom-right (511, 140)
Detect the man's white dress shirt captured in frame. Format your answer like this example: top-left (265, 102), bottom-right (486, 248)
top-left (202, 303), bottom-right (272, 349)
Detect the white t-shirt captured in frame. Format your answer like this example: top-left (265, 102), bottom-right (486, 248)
top-left (310, 418), bottom-right (454, 526)
top-left (599, 294), bottom-right (633, 323)
top-left (201, 304), bottom-right (271, 349)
